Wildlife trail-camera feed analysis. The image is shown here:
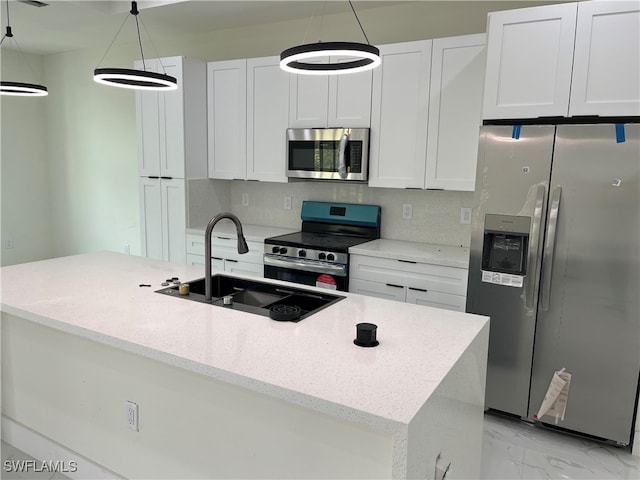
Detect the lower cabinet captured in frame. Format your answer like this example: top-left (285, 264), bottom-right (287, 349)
top-left (186, 233), bottom-right (264, 278)
top-left (349, 254), bottom-right (467, 312)
top-left (139, 177), bottom-right (186, 263)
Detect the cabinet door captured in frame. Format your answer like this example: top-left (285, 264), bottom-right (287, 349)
top-left (348, 278), bottom-right (406, 302)
top-left (426, 34), bottom-right (485, 191)
top-left (159, 58), bottom-right (186, 178)
top-left (569, 0), bottom-right (640, 116)
top-left (160, 179), bottom-right (186, 264)
top-left (135, 59), bottom-right (162, 177)
top-left (247, 56), bottom-right (289, 183)
top-left (369, 40), bottom-right (432, 188)
top-left (139, 177), bottom-right (163, 260)
top-left (327, 56), bottom-right (372, 127)
top-left (135, 58), bottom-right (186, 178)
top-left (225, 260), bottom-right (264, 278)
top-left (208, 59), bottom-right (247, 180)
top-left (289, 58), bottom-right (329, 128)
top-left (482, 3), bottom-right (577, 119)
top-left (406, 288), bottom-right (466, 312)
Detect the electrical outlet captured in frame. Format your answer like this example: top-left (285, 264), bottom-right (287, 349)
top-left (402, 203), bottom-right (412, 220)
top-left (4, 239), bottom-right (14, 249)
top-left (124, 244), bottom-right (130, 255)
top-left (241, 193), bottom-right (249, 207)
top-left (126, 400), bottom-right (138, 432)
top-left (284, 196), bottom-right (292, 210)
top-left (460, 207), bottom-right (472, 225)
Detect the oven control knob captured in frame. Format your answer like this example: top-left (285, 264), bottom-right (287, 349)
top-left (326, 253), bottom-right (335, 262)
top-left (298, 250), bottom-right (307, 257)
top-left (272, 246), bottom-right (280, 254)
top-left (279, 247), bottom-right (288, 255)
top-left (318, 252), bottom-right (326, 260)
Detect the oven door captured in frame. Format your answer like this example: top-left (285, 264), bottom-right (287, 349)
top-left (263, 254), bottom-right (348, 291)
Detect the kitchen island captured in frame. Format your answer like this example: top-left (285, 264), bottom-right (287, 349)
top-left (1, 252), bottom-right (488, 479)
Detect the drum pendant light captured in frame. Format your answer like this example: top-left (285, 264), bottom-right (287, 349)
top-left (280, 1), bottom-right (380, 75)
top-left (93, 1), bottom-right (177, 91)
top-left (0, 1), bottom-right (48, 97)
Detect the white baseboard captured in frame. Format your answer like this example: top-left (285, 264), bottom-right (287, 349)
top-left (1, 415), bottom-right (124, 479)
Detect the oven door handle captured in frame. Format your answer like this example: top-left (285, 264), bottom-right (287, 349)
top-left (264, 254), bottom-right (347, 277)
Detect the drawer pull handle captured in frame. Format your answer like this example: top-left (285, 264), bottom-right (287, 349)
top-left (216, 236), bottom-right (232, 240)
top-left (408, 287), bottom-right (427, 292)
top-left (226, 259), bottom-right (238, 263)
top-left (398, 259), bottom-right (417, 264)
top-left (386, 283), bottom-right (404, 289)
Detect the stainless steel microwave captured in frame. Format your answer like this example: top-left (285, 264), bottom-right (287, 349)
top-left (286, 128), bottom-right (369, 182)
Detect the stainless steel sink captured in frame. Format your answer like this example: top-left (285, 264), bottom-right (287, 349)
top-left (156, 274), bottom-right (344, 322)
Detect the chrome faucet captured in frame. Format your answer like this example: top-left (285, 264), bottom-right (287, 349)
top-left (204, 213), bottom-right (249, 301)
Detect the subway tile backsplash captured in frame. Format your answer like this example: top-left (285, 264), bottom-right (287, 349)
top-left (192, 180), bottom-right (473, 248)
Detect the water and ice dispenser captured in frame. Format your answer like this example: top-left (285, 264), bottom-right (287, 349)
top-left (481, 214), bottom-right (531, 288)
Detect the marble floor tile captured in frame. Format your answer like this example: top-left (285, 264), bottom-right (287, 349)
top-left (481, 413), bottom-right (640, 479)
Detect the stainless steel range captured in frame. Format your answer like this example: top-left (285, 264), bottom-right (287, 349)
top-left (264, 201), bottom-right (381, 291)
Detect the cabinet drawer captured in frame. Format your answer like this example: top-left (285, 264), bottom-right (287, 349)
top-left (186, 234), bottom-right (263, 264)
top-left (350, 254), bottom-right (467, 295)
top-left (406, 287), bottom-right (466, 312)
top-left (349, 278), bottom-right (405, 303)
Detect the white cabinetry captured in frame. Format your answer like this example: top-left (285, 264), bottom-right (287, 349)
top-left (186, 233), bottom-right (264, 278)
top-left (349, 254), bottom-right (468, 312)
top-left (426, 34), bottom-right (486, 191)
top-left (136, 56), bottom-right (206, 263)
top-left (208, 57), bottom-right (289, 182)
top-left (569, 0), bottom-right (640, 116)
top-left (247, 56), bottom-right (289, 182)
top-left (289, 56), bottom-right (372, 128)
top-left (369, 36), bottom-right (485, 191)
top-left (207, 59), bottom-right (247, 180)
top-left (483, 0), bottom-right (639, 119)
top-left (369, 40), bottom-right (432, 189)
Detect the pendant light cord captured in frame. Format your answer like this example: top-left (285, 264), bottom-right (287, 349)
top-left (1, 0), bottom-right (12, 46)
top-left (348, 0), bottom-right (371, 45)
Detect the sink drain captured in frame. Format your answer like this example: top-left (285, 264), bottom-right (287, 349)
top-left (269, 304), bottom-right (302, 322)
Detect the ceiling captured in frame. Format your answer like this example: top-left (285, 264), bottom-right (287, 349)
top-left (1, 0), bottom-right (413, 55)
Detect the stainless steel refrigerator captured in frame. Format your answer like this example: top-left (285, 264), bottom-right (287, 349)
top-left (466, 123), bottom-right (639, 446)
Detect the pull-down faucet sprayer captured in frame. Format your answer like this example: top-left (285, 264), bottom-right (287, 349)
top-left (204, 213), bottom-right (249, 301)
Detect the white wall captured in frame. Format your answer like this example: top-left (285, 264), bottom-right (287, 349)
top-left (0, 49), bottom-right (53, 266)
top-left (2, 1), bottom-right (558, 264)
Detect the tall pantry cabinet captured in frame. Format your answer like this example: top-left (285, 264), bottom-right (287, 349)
top-left (136, 56), bottom-right (207, 263)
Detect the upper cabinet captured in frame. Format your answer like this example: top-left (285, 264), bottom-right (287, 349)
top-left (208, 57), bottom-right (289, 183)
top-left (246, 56), bottom-right (289, 183)
top-left (483, 0), bottom-right (640, 119)
top-left (569, 0), bottom-right (640, 117)
top-left (207, 59), bottom-right (247, 180)
top-left (369, 35), bottom-right (485, 191)
top-left (369, 40), bottom-right (432, 189)
top-left (289, 56), bottom-right (372, 128)
top-left (426, 34), bottom-right (486, 191)
top-left (135, 56), bottom-right (207, 179)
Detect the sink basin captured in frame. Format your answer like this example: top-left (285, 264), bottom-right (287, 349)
top-left (156, 274), bottom-right (344, 322)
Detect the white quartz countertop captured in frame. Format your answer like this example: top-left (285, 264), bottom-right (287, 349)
top-left (0, 252), bottom-right (486, 432)
top-left (350, 239), bottom-right (470, 269)
top-left (186, 223), bottom-right (296, 243)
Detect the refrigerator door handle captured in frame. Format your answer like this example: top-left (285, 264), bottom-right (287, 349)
top-left (526, 185), bottom-right (546, 309)
top-left (540, 186), bottom-right (562, 310)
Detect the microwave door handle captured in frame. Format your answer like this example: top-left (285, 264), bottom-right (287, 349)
top-left (338, 133), bottom-right (349, 179)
